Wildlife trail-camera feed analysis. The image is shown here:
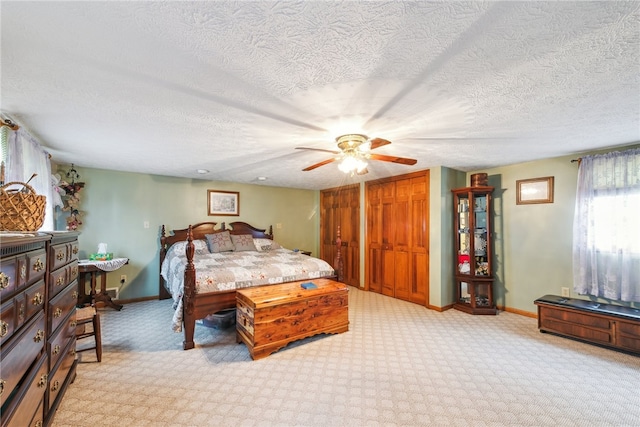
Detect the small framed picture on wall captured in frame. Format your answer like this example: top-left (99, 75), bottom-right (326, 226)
top-left (516, 176), bottom-right (554, 205)
top-left (208, 190), bottom-right (240, 216)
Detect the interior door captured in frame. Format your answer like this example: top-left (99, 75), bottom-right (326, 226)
top-left (320, 185), bottom-right (359, 287)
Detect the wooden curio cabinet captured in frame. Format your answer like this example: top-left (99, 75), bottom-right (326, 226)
top-left (452, 186), bottom-right (497, 314)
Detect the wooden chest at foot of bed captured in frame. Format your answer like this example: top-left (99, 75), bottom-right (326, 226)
top-left (236, 278), bottom-right (349, 360)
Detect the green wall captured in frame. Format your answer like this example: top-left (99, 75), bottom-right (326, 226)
top-left (58, 142), bottom-right (639, 314)
top-left (467, 144), bottom-right (640, 313)
top-left (56, 167), bottom-right (320, 300)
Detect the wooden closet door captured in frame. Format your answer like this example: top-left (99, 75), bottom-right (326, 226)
top-left (320, 191), bottom-right (338, 277)
top-left (320, 185), bottom-right (359, 287)
top-left (366, 183), bottom-right (383, 293)
top-left (365, 170), bottom-right (430, 307)
top-left (393, 178), bottom-right (412, 301)
top-left (409, 175), bottom-right (429, 305)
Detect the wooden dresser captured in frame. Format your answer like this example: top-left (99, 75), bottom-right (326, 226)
top-left (0, 231), bottom-right (79, 427)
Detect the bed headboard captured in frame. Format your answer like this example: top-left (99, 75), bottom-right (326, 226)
top-left (160, 222), bottom-right (220, 250)
top-left (228, 221), bottom-right (274, 240)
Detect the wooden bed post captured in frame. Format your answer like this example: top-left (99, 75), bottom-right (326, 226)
top-left (334, 224), bottom-right (344, 282)
top-left (159, 225), bottom-right (172, 300)
top-left (183, 225), bottom-right (196, 350)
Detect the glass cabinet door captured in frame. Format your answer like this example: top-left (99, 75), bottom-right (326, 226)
top-left (452, 186), bottom-right (496, 315)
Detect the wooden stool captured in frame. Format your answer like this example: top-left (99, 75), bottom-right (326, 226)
top-left (75, 306), bottom-right (102, 362)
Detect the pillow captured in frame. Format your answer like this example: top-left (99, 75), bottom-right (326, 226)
top-left (253, 238), bottom-right (282, 251)
top-left (230, 234), bottom-right (257, 252)
top-left (170, 239), bottom-right (207, 255)
top-left (205, 231), bottom-right (235, 253)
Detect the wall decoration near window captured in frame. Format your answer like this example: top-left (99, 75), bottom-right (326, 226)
top-left (56, 164), bottom-right (85, 230)
top-left (516, 176), bottom-right (554, 205)
top-left (208, 190), bottom-right (239, 216)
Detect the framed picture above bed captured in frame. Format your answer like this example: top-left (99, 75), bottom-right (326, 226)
top-left (207, 190), bottom-right (240, 216)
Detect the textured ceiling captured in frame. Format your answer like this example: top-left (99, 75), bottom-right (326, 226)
top-left (2, 1), bottom-right (639, 190)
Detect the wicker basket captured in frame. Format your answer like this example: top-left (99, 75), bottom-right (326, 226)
top-left (0, 181), bottom-right (46, 231)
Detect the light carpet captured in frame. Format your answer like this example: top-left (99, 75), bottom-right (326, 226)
top-left (52, 286), bottom-right (640, 427)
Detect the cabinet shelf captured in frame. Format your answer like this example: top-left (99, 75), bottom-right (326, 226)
top-left (452, 186), bottom-right (496, 315)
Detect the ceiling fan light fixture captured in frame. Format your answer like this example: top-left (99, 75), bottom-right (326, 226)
top-left (338, 153), bottom-right (368, 175)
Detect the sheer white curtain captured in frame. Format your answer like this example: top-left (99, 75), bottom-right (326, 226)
top-left (5, 128), bottom-right (55, 230)
top-left (572, 147), bottom-right (640, 302)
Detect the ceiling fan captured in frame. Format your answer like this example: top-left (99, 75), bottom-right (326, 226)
top-left (296, 134), bottom-right (417, 174)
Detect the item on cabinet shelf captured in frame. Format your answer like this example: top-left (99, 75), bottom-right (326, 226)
top-left (470, 173), bottom-right (488, 187)
top-left (0, 181), bottom-right (46, 231)
top-left (459, 261), bottom-right (471, 274)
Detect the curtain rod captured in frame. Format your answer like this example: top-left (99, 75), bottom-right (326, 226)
top-left (571, 158), bottom-right (582, 164)
top-left (0, 118), bottom-right (19, 131)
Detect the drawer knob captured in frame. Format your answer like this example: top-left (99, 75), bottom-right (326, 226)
top-left (0, 272), bottom-right (8, 289)
top-left (33, 258), bottom-right (44, 272)
top-left (56, 276), bottom-right (64, 286)
top-left (72, 290), bottom-right (79, 300)
top-left (54, 307), bottom-right (63, 318)
top-left (51, 380), bottom-right (60, 392)
top-left (35, 421), bottom-right (43, 427)
top-left (72, 246), bottom-right (79, 254)
top-left (71, 266), bottom-right (78, 276)
top-left (0, 379), bottom-right (5, 395)
top-left (37, 373), bottom-right (48, 388)
top-left (0, 321), bottom-right (7, 338)
top-left (20, 265), bottom-right (26, 279)
top-left (53, 344), bottom-right (61, 355)
top-left (56, 252), bottom-right (65, 261)
top-left (34, 329), bottom-right (45, 342)
top-left (32, 292), bottom-right (44, 306)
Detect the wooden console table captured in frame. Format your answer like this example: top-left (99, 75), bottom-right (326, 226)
top-left (78, 258), bottom-right (128, 311)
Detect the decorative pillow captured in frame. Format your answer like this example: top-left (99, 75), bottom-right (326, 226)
top-left (253, 238), bottom-right (282, 251)
top-left (170, 240), bottom-right (207, 255)
top-left (230, 234), bottom-right (257, 252)
top-left (205, 231), bottom-right (235, 253)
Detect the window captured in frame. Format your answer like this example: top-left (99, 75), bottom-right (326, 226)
top-left (573, 148), bottom-right (640, 302)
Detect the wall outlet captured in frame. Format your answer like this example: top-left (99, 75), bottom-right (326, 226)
top-left (120, 275), bottom-right (127, 283)
top-left (561, 287), bottom-right (570, 297)
top-left (106, 287), bottom-right (119, 300)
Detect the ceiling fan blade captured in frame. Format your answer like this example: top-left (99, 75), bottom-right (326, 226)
top-left (369, 153), bottom-right (417, 166)
top-left (302, 158), bottom-right (336, 171)
top-left (369, 138), bottom-right (391, 150)
top-left (295, 147), bottom-right (340, 154)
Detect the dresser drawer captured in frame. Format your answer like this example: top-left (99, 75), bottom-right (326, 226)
top-left (47, 339), bottom-right (76, 411)
top-left (48, 267), bottom-right (67, 300)
top-left (68, 260), bottom-right (79, 285)
top-left (26, 249), bottom-right (47, 287)
top-left (48, 311), bottom-right (76, 370)
top-left (49, 243), bottom-right (68, 271)
top-left (1, 353), bottom-right (48, 427)
top-left (0, 299), bottom-right (17, 346)
top-left (0, 256), bottom-right (18, 300)
top-left (24, 280), bottom-right (46, 324)
top-left (0, 311), bottom-right (46, 408)
top-left (48, 282), bottom-right (77, 336)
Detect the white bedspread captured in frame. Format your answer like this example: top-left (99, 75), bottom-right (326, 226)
top-left (160, 242), bottom-right (334, 331)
